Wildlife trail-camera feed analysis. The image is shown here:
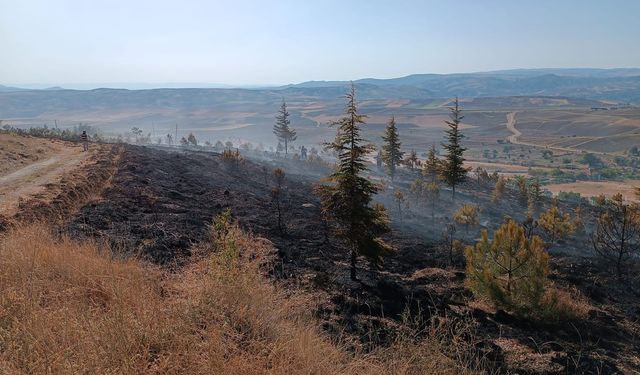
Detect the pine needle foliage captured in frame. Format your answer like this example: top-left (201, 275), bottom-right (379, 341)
top-left (422, 145), bottom-right (441, 184)
top-left (441, 98), bottom-right (467, 199)
top-left (492, 177), bottom-right (507, 203)
top-left (527, 178), bottom-right (543, 216)
top-left (316, 84), bottom-right (393, 280)
top-left (465, 219), bottom-right (550, 316)
top-left (514, 176), bottom-right (529, 207)
top-left (538, 205), bottom-right (575, 244)
top-left (454, 204), bottom-right (479, 234)
top-left (273, 99), bottom-right (297, 156)
top-left (404, 149), bottom-right (419, 170)
top-left (381, 116), bottom-right (404, 180)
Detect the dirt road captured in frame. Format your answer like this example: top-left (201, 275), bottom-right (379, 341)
top-left (0, 145), bottom-right (90, 215)
top-left (505, 111), bottom-right (609, 155)
top-left (505, 111), bottom-right (522, 144)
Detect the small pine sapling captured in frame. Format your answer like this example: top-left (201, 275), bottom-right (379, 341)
top-left (538, 205), bottom-right (575, 244)
top-left (454, 204), bottom-right (479, 234)
top-left (492, 176), bottom-right (507, 204)
top-left (465, 219), bottom-right (550, 315)
top-left (393, 189), bottom-right (405, 222)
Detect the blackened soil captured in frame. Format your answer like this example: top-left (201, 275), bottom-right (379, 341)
top-left (65, 145), bottom-right (639, 374)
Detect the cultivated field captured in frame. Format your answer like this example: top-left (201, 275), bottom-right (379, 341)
top-left (513, 108), bottom-right (640, 153)
top-left (545, 180), bottom-right (640, 201)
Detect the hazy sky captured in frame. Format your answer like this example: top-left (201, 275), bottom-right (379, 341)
top-left (1, 0), bottom-right (639, 86)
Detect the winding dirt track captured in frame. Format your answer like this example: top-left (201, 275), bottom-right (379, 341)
top-left (505, 111), bottom-right (522, 144)
top-left (505, 111), bottom-right (608, 155)
top-left (0, 145), bottom-right (90, 215)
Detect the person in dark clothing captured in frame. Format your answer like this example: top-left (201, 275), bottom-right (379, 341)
top-left (300, 145), bottom-right (307, 160)
top-left (80, 131), bottom-right (89, 151)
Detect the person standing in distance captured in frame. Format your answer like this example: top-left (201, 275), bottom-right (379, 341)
top-left (80, 131), bottom-right (89, 152)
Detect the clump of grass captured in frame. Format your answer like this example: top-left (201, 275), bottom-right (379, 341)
top-left (533, 286), bottom-right (591, 323)
top-left (0, 222), bottom-right (491, 374)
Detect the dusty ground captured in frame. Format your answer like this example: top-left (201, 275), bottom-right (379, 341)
top-left (0, 142), bottom-right (91, 215)
top-left (0, 134), bottom-right (120, 230)
top-left (0, 133), bottom-right (71, 176)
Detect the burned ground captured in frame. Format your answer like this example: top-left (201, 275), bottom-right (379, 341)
top-left (56, 144), bottom-right (640, 374)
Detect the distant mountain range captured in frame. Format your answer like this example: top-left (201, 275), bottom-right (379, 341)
top-left (283, 68), bottom-right (640, 102)
top-left (0, 85), bottom-right (28, 92)
top-left (3, 68), bottom-right (639, 103)
top-left (1, 68), bottom-right (639, 122)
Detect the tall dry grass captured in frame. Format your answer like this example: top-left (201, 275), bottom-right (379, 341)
top-left (0, 222), bottom-right (490, 374)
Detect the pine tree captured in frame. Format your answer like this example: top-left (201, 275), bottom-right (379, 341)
top-left (514, 176), bottom-right (529, 207)
top-left (187, 132), bottom-right (198, 146)
top-left (131, 127), bottom-right (143, 143)
top-left (404, 149), bottom-right (419, 171)
top-left (538, 205), bottom-right (575, 244)
top-left (465, 219), bottom-right (549, 313)
top-left (527, 178), bottom-right (543, 216)
top-left (426, 182), bottom-right (440, 227)
top-left (492, 176), bottom-right (507, 203)
top-left (316, 84), bottom-right (392, 280)
top-left (273, 99), bottom-right (297, 156)
top-left (441, 97), bottom-right (467, 199)
top-left (381, 116), bottom-right (404, 180)
top-left (454, 204), bottom-right (479, 234)
top-left (592, 194), bottom-right (640, 276)
top-left (394, 189), bottom-right (405, 221)
top-left (421, 145), bottom-right (441, 226)
top-left (422, 145), bottom-right (440, 184)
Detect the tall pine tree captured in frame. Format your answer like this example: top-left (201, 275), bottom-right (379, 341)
top-left (381, 116), bottom-right (404, 180)
top-left (273, 99), bottom-right (297, 156)
top-left (441, 97), bottom-right (467, 199)
top-left (316, 84), bottom-right (392, 280)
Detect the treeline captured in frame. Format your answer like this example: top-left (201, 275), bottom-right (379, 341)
top-left (0, 122), bottom-right (103, 141)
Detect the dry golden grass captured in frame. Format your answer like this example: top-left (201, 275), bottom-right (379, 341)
top-left (0, 222), bottom-right (489, 374)
top-left (539, 285), bottom-right (592, 322)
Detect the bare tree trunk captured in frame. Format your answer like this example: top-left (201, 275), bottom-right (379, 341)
top-left (350, 248), bottom-right (357, 281)
top-left (431, 199), bottom-right (436, 229)
top-left (276, 199), bottom-right (282, 234)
